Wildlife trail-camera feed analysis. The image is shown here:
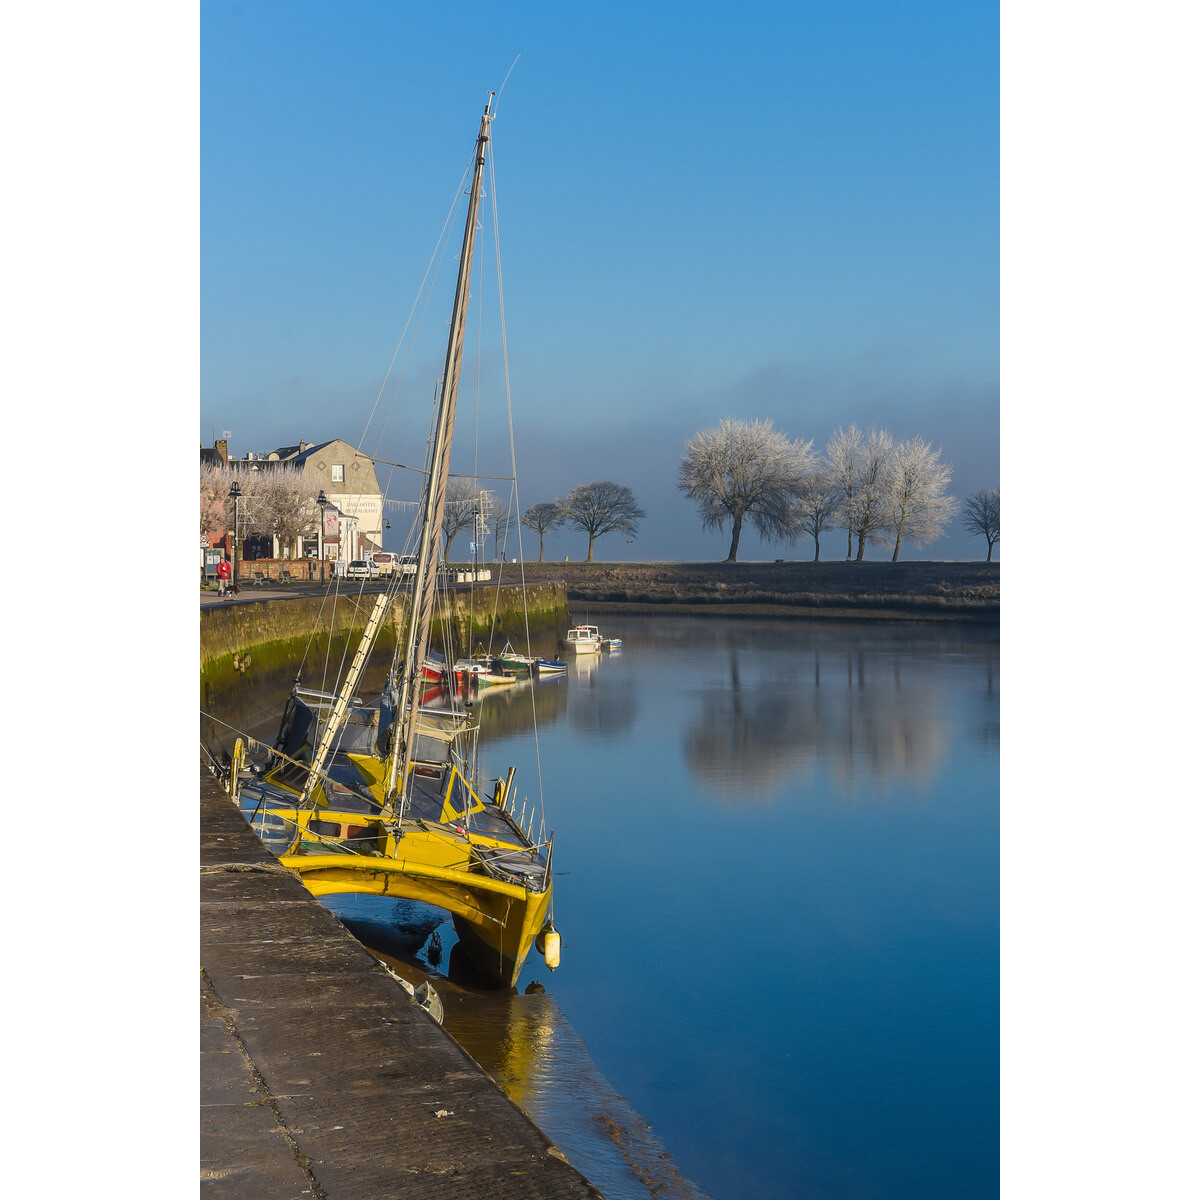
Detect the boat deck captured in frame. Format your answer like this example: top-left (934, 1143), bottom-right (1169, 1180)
top-left (244, 752), bottom-right (539, 853)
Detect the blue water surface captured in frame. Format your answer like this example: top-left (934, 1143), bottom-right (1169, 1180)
top-left (477, 616), bottom-right (999, 1200)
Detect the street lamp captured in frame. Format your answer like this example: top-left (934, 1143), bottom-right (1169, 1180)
top-left (317, 490), bottom-right (328, 580)
top-left (229, 480), bottom-right (242, 590)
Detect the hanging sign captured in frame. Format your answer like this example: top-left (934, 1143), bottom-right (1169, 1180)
top-left (323, 508), bottom-right (339, 538)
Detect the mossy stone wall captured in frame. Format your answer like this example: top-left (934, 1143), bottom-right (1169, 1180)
top-left (200, 584), bottom-right (568, 704)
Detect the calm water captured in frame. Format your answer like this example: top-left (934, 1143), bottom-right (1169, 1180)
top-left (470, 616), bottom-right (999, 1200)
top-left (254, 614), bottom-right (998, 1199)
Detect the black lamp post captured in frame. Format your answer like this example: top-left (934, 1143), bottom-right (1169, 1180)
top-left (229, 480), bottom-right (242, 590)
top-left (317, 490), bottom-right (328, 580)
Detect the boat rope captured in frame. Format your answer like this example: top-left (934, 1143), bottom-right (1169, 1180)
top-left (488, 141), bottom-right (548, 817)
top-left (198, 714), bottom-right (352, 803)
top-left (359, 156), bottom-right (472, 462)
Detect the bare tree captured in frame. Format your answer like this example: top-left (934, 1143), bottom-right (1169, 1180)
top-left (963, 488), bottom-right (1000, 561)
top-left (677, 418), bottom-right (815, 562)
top-left (442, 476), bottom-right (478, 560)
top-left (888, 437), bottom-right (957, 561)
top-left (521, 501), bottom-right (562, 562)
top-left (793, 461), bottom-right (841, 562)
top-left (839, 427), bottom-right (897, 561)
top-left (557, 481), bottom-right (645, 562)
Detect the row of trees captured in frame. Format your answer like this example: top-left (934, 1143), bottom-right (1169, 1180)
top-left (520, 482), bottom-right (646, 562)
top-left (200, 463), bottom-right (319, 552)
top-left (678, 418), bottom-right (997, 562)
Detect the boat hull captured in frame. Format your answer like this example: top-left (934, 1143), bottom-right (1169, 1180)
top-left (564, 639), bottom-right (600, 654)
top-left (284, 849), bottom-right (550, 988)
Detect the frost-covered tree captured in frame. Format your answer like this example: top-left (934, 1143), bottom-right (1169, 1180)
top-left (842, 427), bottom-right (897, 561)
top-left (557, 481), bottom-right (645, 562)
top-left (677, 418), bottom-right (815, 562)
top-left (888, 438), bottom-right (957, 561)
top-left (261, 470), bottom-right (319, 557)
top-left (521, 502), bottom-right (563, 562)
top-left (825, 424), bottom-right (863, 560)
top-left (489, 500), bottom-right (513, 561)
top-left (200, 463), bottom-right (229, 541)
top-left (201, 462), bottom-right (320, 558)
top-left (441, 476), bottom-right (479, 560)
top-left (793, 461), bottom-right (841, 562)
top-left (963, 488), bottom-right (1000, 561)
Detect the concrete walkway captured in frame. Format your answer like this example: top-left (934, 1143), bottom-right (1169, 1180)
top-left (200, 768), bottom-right (602, 1199)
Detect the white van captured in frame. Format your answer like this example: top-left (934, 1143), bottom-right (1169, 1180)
top-left (372, 552), bottom-right (400, 577)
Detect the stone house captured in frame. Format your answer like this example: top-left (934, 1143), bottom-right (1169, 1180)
top-left (266, 439), bottom-right (384, 558)
top-left (200, 437), bottom-right (384, 563)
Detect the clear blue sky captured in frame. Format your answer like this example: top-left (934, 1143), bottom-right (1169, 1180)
top-left (201, 0), bottom-right (998, 561)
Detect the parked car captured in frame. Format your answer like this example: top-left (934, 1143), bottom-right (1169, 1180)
top-left (346, 560), bottom-right (373, 580)
top-left (398, 555), bottom-right (418, 578)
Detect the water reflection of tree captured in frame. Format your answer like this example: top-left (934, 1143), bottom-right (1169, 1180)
top-left (684, 647), bottom-right (952, 803)
top-left (978, 657), bottom-right (1000, 748)
top-left (567, 671), bottom-right (637, 739)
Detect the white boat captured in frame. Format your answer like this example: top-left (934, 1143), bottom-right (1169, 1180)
top-left (564, 625), bottom-right (601, 654)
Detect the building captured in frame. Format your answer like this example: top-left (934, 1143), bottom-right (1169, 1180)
top-left (200, 437), bottom-right (384, 566)
top-left (265, 439), bottom-right (384, 558)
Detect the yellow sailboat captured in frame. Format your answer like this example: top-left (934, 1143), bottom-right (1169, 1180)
top-left (228, 96), bottom-right (559, 988)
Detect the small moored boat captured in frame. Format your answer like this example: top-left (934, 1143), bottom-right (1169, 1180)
top-left (564, 625), bottom-right (601, 654)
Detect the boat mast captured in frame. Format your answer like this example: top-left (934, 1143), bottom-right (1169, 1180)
top-left (383, 96), bottom-right (493, 823)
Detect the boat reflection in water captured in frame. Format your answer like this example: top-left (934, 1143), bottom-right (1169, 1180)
top-left (323, 891), bottom-right (714, 1200)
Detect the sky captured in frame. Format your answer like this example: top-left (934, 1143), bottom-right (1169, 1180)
top-left (200, 0), bottom-right (998, 562)
top-left (9, 4), bottom-right (1199, 1191)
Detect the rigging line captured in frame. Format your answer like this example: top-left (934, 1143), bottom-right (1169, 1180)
top-left (489, 146), bottom-right (547, 815)
top-left (369, 208), bottom-right (463, 463)
top-left (494, 56), bottom-right (520, 114)
top-left (197, 713), bottom-right (355, 798)
top-left (359, 157), bottom-right (473, 458)
top-left (316, 573), bottom-right (343, 743)
top-left (296, 571), bottom-right (341, 680)
top-left (368, 452), bottom-right (515, 483)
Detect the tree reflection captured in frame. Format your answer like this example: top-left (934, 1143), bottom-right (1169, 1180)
top-left (567, 667), bottom-right (637, 739)
top-left (684, 646), bottom-right (954, 802)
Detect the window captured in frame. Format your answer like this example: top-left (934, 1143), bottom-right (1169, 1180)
top-left (332, 464), bottom-right (344, 482)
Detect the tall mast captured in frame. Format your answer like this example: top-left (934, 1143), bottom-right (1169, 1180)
top-left (383, 96), bottom-right (493, 821)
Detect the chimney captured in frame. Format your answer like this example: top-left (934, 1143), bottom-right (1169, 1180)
top-left (215, 439), bottom-right (229, 467)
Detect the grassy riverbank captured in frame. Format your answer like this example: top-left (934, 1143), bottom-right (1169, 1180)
top-left (504, 560), bottom-right (999, 621)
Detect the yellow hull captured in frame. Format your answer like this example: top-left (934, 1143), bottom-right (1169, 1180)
top-left (241, 744), bottom-right (553, 988)
top-left (280, 832), bottom-right (551, 987)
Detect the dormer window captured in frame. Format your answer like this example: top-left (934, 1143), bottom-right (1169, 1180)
top-left (332, 465), bottom-right (344, 483)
